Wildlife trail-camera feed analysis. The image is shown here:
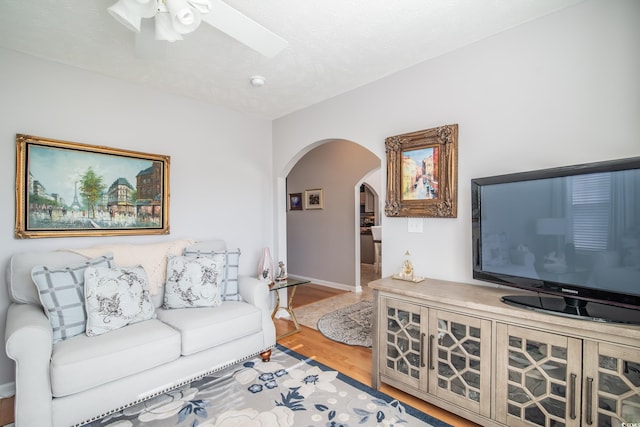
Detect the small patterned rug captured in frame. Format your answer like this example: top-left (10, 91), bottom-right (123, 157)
top-left (293, 286), bottom-right (373, 331)
top-left (81, 344), bottom-right (449, 427)
top-left (317, 300), bottom-right (373, 347)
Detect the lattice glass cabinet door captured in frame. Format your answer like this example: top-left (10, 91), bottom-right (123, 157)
top-left (379, 297), bottom-right (428, 391)
top-left (583, 341), bottom-right (640, 426)
top-left (496, 324), bottom-right (583, 427)
top-left (428, 310), bottom-right (492, 417)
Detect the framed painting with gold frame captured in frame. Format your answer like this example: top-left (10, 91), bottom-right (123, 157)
top-left (15, 134), bottom-right (170, 238)
top-left (385, 124), bottom-right (458, 218)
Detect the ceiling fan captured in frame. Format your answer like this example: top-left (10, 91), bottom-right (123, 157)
top-left (108, 0), bottom-right (288, 58)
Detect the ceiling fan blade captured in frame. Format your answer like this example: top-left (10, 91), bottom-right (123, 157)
top-left (201, 0), bottom-right (288, 58)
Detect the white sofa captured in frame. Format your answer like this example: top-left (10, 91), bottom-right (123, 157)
top-left (4, 239), bottom-right (276, 427)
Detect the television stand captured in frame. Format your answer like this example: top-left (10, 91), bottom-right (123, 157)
top-left (501, 294), bottom-right (640, 325)
top-left (370, 276), bottom-right (640, 427)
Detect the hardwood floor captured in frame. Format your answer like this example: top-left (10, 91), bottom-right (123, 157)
top-left (0, 396), bottom-right (13, 426)
top-left (275, 278), bottom-right (481, 427)
top-left (289, 282), bottom-right (347, 305)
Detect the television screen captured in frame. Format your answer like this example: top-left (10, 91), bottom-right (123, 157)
top-left (472, 157), bottom-right (640, 324)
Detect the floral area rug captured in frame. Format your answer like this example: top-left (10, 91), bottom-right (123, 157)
top-left (317, 300), bottom-right (373, 347)
top-left (82, 344), bottom-right (450, 427)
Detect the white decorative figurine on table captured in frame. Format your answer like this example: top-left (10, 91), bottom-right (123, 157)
top-left (276, 261), bottom-right (288, 283)
top-left (400, 251), bottom-right (414, 280)
top-left (392, 250), bottom-right (425, 283)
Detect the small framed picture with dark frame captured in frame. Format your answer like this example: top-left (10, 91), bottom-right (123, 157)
top-left (304, 188), bottom-right (324, 210)
top-left (288, 193), bottom-right (303, 211)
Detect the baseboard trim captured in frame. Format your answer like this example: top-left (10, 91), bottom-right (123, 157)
top-left (290, 275), bottom-right (362, 293)
top-left (0, 383), bottom-right (15, 398)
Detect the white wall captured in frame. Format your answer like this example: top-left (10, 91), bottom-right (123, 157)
top-left (274, 0), bottom-right (640, 283)
top-left (0, 48), bottom-right (274, 387)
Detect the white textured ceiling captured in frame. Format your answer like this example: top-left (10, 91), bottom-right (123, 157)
top-left (0, 0), bottom-right (584, 119)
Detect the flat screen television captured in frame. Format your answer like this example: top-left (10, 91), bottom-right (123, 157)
top-left (472, 157), bottom-right (640, 324)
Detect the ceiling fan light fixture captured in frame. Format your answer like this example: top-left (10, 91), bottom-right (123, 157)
top-left (108, 0), bottom-right (288, 57)
top-left (155, 12), bottom-right (183, 42)
top-left (165, 0), bottom-right (200, 31)
top-left (136, 0), bottom-right (159, 19)
top-left (171, 9), bottom-right (202, 34)
top-left (108, 0), bottom-right (145, 32)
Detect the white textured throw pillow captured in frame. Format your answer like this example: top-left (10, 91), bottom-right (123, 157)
top-left (84, 266), bottom-right (156, 336)
top-left (32, 254), bottom-right (115, 343)
top-left (164, 255), bottom-right (225, 309)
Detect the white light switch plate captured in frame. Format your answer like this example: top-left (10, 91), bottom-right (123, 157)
top-left (408, 218), bottom-right (423, 233)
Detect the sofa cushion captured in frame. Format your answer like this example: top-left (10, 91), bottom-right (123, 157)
top-left (164, 255), bottom-right (225, 309)
top-left (31, 254), bottom-right (115, 343)
top-left (184, 244), bottom-right (242, 301)
top-left (155, 301), bottom-right (262, 356)
top-left (84, 266), bottom-right (156, 336)
top-left (50, 319), bottom-right (181, 397)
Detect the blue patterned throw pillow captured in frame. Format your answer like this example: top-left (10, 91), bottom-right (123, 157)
top-left (183, 248), bottom-right (242, 301)
top-left (32, 254), bottom-right (115, 343)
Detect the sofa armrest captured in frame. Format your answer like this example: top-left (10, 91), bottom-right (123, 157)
top-left (237, 276), bottom-right (276, 347)
top-left (5, 303), bottom-right (54, 427)
top-left (238, 276), bottom-right (269, 309)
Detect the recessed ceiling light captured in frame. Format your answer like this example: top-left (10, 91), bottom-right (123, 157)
top-left (250, 75), bottom-right (266, 87)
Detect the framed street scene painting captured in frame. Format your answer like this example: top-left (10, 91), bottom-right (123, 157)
top-left (15, 134), bottom-right (170, 238)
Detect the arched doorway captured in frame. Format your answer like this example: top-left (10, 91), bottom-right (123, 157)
top-left (278, 139), bottom-right (380, 292)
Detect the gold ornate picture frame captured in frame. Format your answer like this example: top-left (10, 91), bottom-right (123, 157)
top-left (385, 124), bottom-right (458, 218)
top-left (15, 134), bottom-right (170, 238)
